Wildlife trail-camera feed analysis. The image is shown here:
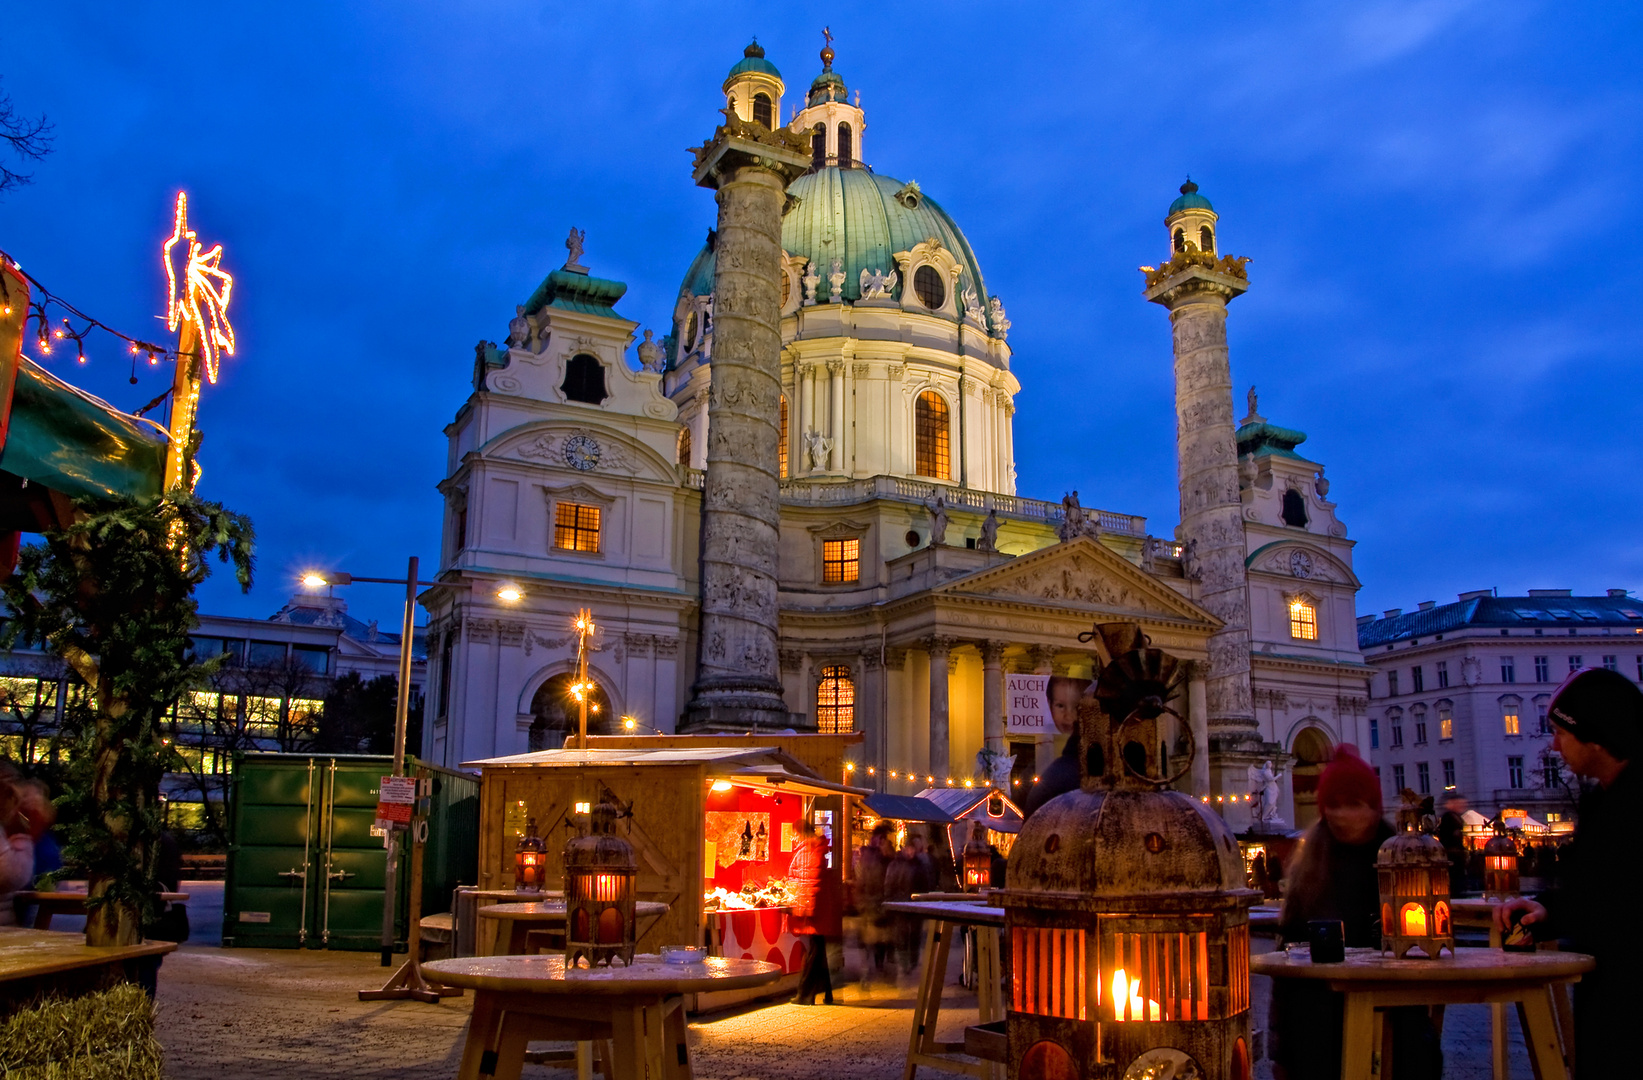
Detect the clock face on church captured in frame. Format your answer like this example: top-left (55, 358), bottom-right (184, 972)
top-left (563, 434), bottom-right (601, 471)
top-left (1289, 550), bottom-right (1314, 578)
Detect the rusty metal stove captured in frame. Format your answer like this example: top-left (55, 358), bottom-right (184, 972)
top-left (1000, 623), bottom-right (1256, 1080)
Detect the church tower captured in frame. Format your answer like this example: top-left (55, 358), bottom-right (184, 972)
top-left (723, 40), bottom-right (785, 130)
top-left (791, 30), bottom-right (867, 167)
top-left (1144, 180), bottom-right (1262, 814)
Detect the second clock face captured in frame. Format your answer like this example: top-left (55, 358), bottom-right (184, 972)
top-left (1289, 550), bottom-right (1314, 579)
top-left (564, 434), bottom-right (601, 472)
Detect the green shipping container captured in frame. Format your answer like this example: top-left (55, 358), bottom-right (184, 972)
top-left (223, 753), bottom-right (479, 950)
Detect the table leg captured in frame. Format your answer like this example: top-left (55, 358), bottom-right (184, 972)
top-left (491, 1014), bottom-right (533, 1080)
top-left (608, 1001), bottom-right (667, 1080)
top-left (975, 926), bottom-right (1003, 1080)
top-left (457, 991), bottom-right (503, 1080)
top-left (577, 1041), bottom-right (593, 1080)
top-left (1519, 990), bottom-right (1569, 1080)
top-left (663, 998), bottom-right (693, 1080)
top-left (32, 905), bottom-right (52, 931)
top-left (1340, 993), bottom-right (1375, 1080)
top-left (506, 920), bottom-right (530, 955)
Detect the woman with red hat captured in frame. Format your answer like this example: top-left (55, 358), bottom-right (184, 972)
top-left (1271, 746), bottom-right (1441, 1080)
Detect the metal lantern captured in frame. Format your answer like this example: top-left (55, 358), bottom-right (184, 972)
top-left (963, 820), bottom-right (993, 892)
top-left (563, 787), bottom-right (638, 968)
top-left (1376, 792), bottom-right (1454, 959)
top-left (514, 817), bottom-right (547, 893)
top-left (1482, 823), bottom-right (1520, 901)
top-left (1002, 623), bottom-right (1257, 1080)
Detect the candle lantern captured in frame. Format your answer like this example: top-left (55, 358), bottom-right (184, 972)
top-left (1376, 791), bottom-right (1453, 959)
top-left (563, 786), bottom-right (638, 968)
top-left (1002, 623), bottom-right (1257, 1080)
top-left (514, 817), bottom-right (547, 893)
top-left (963, 821), bottom-right (993, 892)
top-left (1482, 822), bottom-right (1520, 901)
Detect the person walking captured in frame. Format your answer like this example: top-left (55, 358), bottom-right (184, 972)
top-left (1435, 789), bottom-right (1469, 895)
top-left (788, 818), bottom-right (840, 1005)
top-left (853, 823), bottom-right (894, 987)
top-left (1496, 667), bottom-right (1643, 1078)
top-left (884, 830), bottom-right (934, 980)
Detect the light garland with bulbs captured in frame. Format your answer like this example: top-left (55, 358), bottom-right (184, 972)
top-left (838, 756), bottom-right (1260, 809)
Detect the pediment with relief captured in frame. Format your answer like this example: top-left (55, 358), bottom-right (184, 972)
top-left (482, 423), bottom-right (677, 484)
top-left (1245, 540), bottom-right (1359, 587)
top-left (936, 537), bottom-right (1218, 626)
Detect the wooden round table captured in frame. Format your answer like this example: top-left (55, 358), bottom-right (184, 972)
top-left (423, 953), bottom-right (782, 1080)
top-left (1252, 946), bottom-right (1593, 1080)
top-left (477, 900), bottom-right (670, 956)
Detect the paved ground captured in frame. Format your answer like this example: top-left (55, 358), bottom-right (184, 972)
top-left (146, 897), bottom-right (1538, 1080)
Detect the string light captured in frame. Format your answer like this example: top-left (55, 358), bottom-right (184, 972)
top-left (163, 191), bottom-right (236, 384)
top-left (0, 249), bottom-right (179, 378)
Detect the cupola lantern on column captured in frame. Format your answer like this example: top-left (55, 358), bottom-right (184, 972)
top-left (722, 40), bottom-right (785, 130)
top-left (1002, 623), bottom-right (1257, 1080)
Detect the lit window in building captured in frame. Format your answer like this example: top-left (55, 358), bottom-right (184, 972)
top-left (1288, 597), bottom-right (1318, 641)
top-left (816, 665), bottom-right (855, 734)
top-left (915, 391), bottom-right (951, 479)
top-left (822, 538), bottom-right (860, 584)
top-left (1534, 655), bottom-right (1550, 682)
top-left (779, 396), bottom-right (788, 478)
top-left (677, 426), bottom-right (691, 466)
top-left (752, 92), bottom-right (773, 128)
top-left (1503, 709), bottom-right (1520, 736)
top-left (553, 502), bottom-right (602, 553)
top-left (1438, 706), bottom-right (1453, 741)
top-left (1507, 755), bottom-right (1524, 789)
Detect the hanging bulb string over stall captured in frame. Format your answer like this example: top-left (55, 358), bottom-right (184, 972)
top-left (0, 246), bottom-right (182, 372)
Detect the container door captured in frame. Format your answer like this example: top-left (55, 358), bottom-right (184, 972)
top-left (317, 759), bottom-right (401, 949)
top-left (223, 757), bottom-right (318, 948)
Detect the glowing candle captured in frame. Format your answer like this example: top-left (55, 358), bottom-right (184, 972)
top-left (1402, 904), bottom-right (1427, 936)
top-left (1109, 969), bottom-right (1161, 1022)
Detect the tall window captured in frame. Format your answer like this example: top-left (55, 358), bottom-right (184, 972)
top-left (1569, 655), bottom-right (1582, 673)
top-left (1388, 671), bottom-right (1400, 697)
top-left (915, 391), bottom-right (951, 479)
top-left (1199, 225), bottom-right (1214, 253)
top-left (1392, 764), bottom-right (1406, 791)
top-left (1416, 762), bottom-right (1431, 795)
top-left (1442, 759), bottom-right (1456, 788)
top-left (1281, 489), bottom-right (1309, 527)
top-left (822, 538), bottom-right (860, 584)
top-left (811, 124), bottom-right (826, 167)
top-left (1542, 756), bottom-right (1562, 788)
top-left (1536, 699), bottom-right (1550, 734)
top-left (1438, 705), bottom-right (1453, 741)
top-left (677, 426), bottom-right (692, 466)
top-left (752, 92), bottom-right (773, 128)
top-left (1390, 712), bottom-right (1404, 747)
top-left (1172, 228), bottom-right (1186, 253)
top-left (1507, 755), bottom-right (1524, 789)
top-left (1603, 654), bottom-right (1618, 672)
top-left (779, 396), bottom-right (789, 478)
top-left (1411, 665), bottom-right (1424, 693)
top-left (553, 502), bottom-right (602, 553)
top-left (816, 665), bottom-right (855, 734)
top-left (1503, 707), bottom-right (1521, 736)
top-left (1500, 657), bottom-right (1515, 683)
top-left (561, 353), bottom-right (608, 404)
top-left (1534, 655), bottom-right (1550, 682)
top-left (1369, 717), bottom-right (1380, 749)
top-left (1288, 597), bottom-right (1318, 641)
top-left (837, 122), bottom-right (853, 166)
top-left (1436, 660), bottom-right (1449, 688)
top-left (1413, 712), bottom-right (1428, 745)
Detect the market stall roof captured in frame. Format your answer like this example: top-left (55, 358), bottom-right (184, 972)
top-left (1461, 810), bottom-right (1491, 827)
top-left (720, 764), bottom-right (872, 798)
top-left (463, 746), bottom-right (800, 770)
top-left (917, 787), bottom-right (1025, 834)
top-left (862, 792), bottom-right (956, 824)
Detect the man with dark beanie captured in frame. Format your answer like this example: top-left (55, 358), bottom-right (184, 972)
top-left (1497, 666), bottom-right (1643, 1078)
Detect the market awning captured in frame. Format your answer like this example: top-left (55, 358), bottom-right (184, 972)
top-left (862, 792), bottom-right (955, 824)
top-left (717, 764), bottom-right (872, 799)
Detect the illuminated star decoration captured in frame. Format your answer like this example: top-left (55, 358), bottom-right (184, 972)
top-left (163, 191), bottom-right (235, 384)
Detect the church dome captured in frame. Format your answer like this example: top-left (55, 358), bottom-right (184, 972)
top-left (725, 40), bottom-right (780, 82)
top-left (1168, 179), bottom-right (1213, 216)
top-left (675, 167), bottom-right (990, 321)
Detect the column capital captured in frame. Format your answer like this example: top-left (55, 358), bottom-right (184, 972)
top-left (826, 357), bottom-right (844, 375)
top-left (1026, 644), bottom-right (1056, 672)
top-left (978, 640), bottom-right (1007, 665)
top-left (921, 634), bottom-right (956, 660)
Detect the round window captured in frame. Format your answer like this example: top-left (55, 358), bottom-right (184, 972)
top-left (914, 265), bottom-right (945, 309)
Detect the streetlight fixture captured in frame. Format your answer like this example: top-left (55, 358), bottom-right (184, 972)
top-left (496, 583), bottom-right (524, 604)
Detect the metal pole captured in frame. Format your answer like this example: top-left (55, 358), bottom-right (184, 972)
top-left (380, 554), bottom-right (418, 966)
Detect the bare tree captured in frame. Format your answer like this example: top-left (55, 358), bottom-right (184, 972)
top-left (0, 79), bottom-right (54, 195)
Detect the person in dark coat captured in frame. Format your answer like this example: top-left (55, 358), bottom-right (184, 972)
top-left (788, 819), bottom-right (840, 1005)
top-left (1272, 746), bottom-right (1441, 1080)
top-left (884, 830), bottom-right (935, 979)
top-left (1497, 667), bottom-right (1643, 1079)
top-left (854, 823), bottom-right (894, 986)
top-left (1020, 735), bottom-right (1080, 818)
top-left (1435, 789), bottom-right (1469, 895)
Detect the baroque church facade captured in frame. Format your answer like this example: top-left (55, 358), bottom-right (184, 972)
top-left (421, 41), bottom-right (1370, 828)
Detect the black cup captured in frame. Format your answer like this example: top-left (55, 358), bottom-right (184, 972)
top-left (1307, 918), bottom-right (1346, 963)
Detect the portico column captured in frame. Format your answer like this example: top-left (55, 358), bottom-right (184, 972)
top-left (828, 358), bottom-right (845, 472)
top-left (1027, 644), bottom-right (1057, 775)
top-left (1187, 659), bottom-right (1210, 797)
top-left (980, 640), bottom-right (1006, 757)
top-left (925, 635), bottom-right (955, 781)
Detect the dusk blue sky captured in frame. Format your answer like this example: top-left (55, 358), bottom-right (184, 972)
top-left (3, 2), bottom-right (1639, 630)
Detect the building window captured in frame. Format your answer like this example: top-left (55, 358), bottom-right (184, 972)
top-left (1281, 489), bottom-right (1308, 528)
top-left (553, 502), bottom-right (602, 553)
top-left (1442, 759), bottom-right (1456, 788)
top-left (1507, 756), bottom-right (1524, 789)
top-left (1542, 756), bottom-right (1562, 788)
top-left (677, 426), bottom-right (692, 466)
top-left (1413, 716), bottom-right (1428, 746)
top-left (1536, 699), bottom-right (1550, 734)
top-left (1416, 762), bottom-right (1431, 795)
top-left (1501, 657), bottom-right (1515, 683)
top-left (1369, 717), bottom-right (1380, 749)
top-left (1534, 655), bottom-right (1550, 682)
top-left (822, 538), bottom-right (860, 584)
top-left (561, 353), bottom-right (608, 405)
top-left (1392, 764), bottom-right (1406, 791)
top-left (811, 124), bottom-right (825, 168)
top-left (1436, 660), bottom-right (1449, 688)
top-left (1637, 655), bottom-right (1643, 682)
top-left (779, 396), bottom-right (789, 478)
top-left (816, 665), bottom-right (855, 734)
top-left (1603, 654), bottom-right (1618, 672)
top-left (1390, 714), bottom-right (1404, 747)
top-left (1503, 708), bottom-right (1520, 737)
top-left (1411, 666), bottom-right (1424, 693)
top-left (913, 264), bottom-right (946, 309)
top-left (752, 92), bottom-right (773, 129)
top-left (915, 391), bottom-right (951, 479)
top-left (1288, 597), bottom-right (1318, 641)
top-left (837, 122), bottom-right (853, 166)
top-left (1199, 225), bottom-right (1214, 253)
top-left (1568, 655), bottom-right (1582, 673)
top-left (1173, 227), bottom-right (1186, 253)
top-left (1388, 671), bottom-right (1399, 697)
top-left (1438, 705), bottom-right (1453, 741)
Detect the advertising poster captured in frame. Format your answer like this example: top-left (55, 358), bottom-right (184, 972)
top-left (1006, 674), bottom-right (1090, 737)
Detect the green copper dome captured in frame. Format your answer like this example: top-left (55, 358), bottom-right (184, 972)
top-left (726, 40), bottom-right (781, 81)
top-left (675, 167), bottom-right (989, 322)
top-left (1167, 179), bottom-right (1214, 216)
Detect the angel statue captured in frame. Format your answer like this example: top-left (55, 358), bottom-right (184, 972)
top-left (976, 747), bottom-right (1015, 791)
top-left (1246, 759), bottom-right (1285, 826)
top-left (564, 227), bottom-right (588, 271)
top-left (859, 266), bottom-right (898, 300)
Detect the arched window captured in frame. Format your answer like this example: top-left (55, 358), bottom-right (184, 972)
top-left (1200, 225), bottom-right (1214, 253)
top-left (562, 353), bottom-right (608, 404)
top-left (811, 124), bottom-right (826, 167)
top-left (1173, 227), bottom-right (1186, 253)
top-left (530, 673), bottom-right (612, 748)
top-left (1281, 489), bottom-right (1309, 528)
top-left (684, 311), bottom-right (698, 350)
top-left (779, 396), bottom-right (789, 478)
top-left (780, 267), bottom-right (791, 309)
top-left (816, 665), bottom-right (855, 734)
top-left (752, 92), bottom-right (773, 129)
top-left (1288, 595), bottom-right (1318, 641)
top-left (915, 391), bottom-right (951, 480)
top-left (913, 265), bottom-right (946, 309)
top-left (677, 425), bottom-right (692, 466)
top-left (837, 122), bottom-right (853, 166)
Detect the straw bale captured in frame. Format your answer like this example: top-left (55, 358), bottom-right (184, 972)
top-left (0, 982), bottom-right (163, 1080)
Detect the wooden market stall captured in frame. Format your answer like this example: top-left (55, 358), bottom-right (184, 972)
top-left (465, 741), bottom-right (870, 1006)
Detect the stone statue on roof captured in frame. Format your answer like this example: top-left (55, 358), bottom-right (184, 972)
top-left (927, 495), bottom-right (949, 546)
top-left (565, 227), bottom-right (588, 272)
top-left (978, 508), bottom-right (999, 552)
